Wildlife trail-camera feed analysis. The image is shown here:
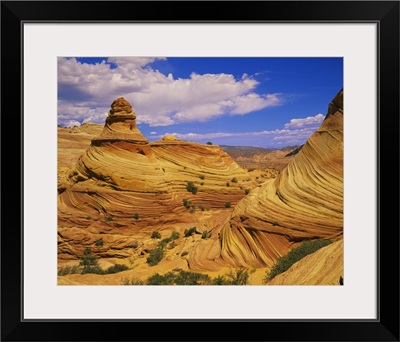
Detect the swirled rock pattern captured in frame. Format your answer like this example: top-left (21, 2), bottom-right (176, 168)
top-left (267, 239), bottom-right (344, 285)
top-left (58, 98), bottom-right (256, 260)
top-left (211, 89), bottom-right (343, 269)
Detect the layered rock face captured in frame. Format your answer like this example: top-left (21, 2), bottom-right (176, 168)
top-left (216, 89), bottom-right (344, 268)
top-left (58, 98), bottom-right (255, 259)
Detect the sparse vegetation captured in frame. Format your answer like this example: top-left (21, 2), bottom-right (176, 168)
top-left (105, 215), bottom-right (113, 222)
top-left (226, 268), bottom-right (250, 285)
top-left (105, 264), bottom-right (129, 274)
top-left (184, 227), bottom-right (198, 237)
top-left (199, 205), bottom-right (206, 211)
top-left (245, 189), bottom-right (250, 195)
top-left (186, 181), bottom-right (198, 195)
top-left (226, 182), bottom-right (230, 187)
top-left (146, 246), bottom-right (164, 266)
top-left (231, 177), bottom-right (238, 183)
top-left (133, 213), bottom-right (139, 220)
top-left (265, 239), bottom-right (333, 281)
top-left (225, 202), bottom-right (231, 208)
top-left (248, 168), bottom-right (255, 172)
top-left (79, 248), bottom-right (104, 274)
top-left (122, 277), bottom-right (145, 285)
top-left (182, 198), bottom-right (194, 209)
top-left (95, 239), bottom-right (104, 247)
top-left (181, 251), bottom-right (189, 257)
top-left (201, 230), bottom-right (211, 239)
top-left (151, 231), bottom-right (161, 239)
top-left (86, 216), bottom-right (92, 220)
top-left (206, 142), bottom-right (212, 145)
top-left (189, 207), bottom-right (196, 214)
top-left (58, 265), bottom-right (79, 276)
top-left (199, 175), bottom-right (205, 180)
top-left (170, 231), bottom-right (180, 240)
top-left (200, 182), bottom-right (204, 186)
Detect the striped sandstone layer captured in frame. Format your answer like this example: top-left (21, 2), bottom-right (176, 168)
top-left (208, 89), bottom-right (344, 269)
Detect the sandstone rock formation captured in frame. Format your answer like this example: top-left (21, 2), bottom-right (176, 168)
top-left (267, 239), bottom-right (344, 285)
top-left (210, 89), bottom-right (344, 269)
top-left (58, 98), bottom-right (256, 260)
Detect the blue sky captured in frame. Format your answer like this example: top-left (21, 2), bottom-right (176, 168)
top-left (58, 57), bottom-right (342, 148)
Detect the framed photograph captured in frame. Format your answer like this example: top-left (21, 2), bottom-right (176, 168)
top-left (2, 1), bottom-right (399, 341)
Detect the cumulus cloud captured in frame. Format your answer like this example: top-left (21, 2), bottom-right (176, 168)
top-left (158, 114), bottom-right (323, 147)
top-left (58, 57), bottom-right (281, 127)
top-left (283, 113), bottom-right (324, 129)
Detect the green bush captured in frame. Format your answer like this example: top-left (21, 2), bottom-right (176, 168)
top-left (231, 177), bottom-right (238, 183)
top-left (122, 277), bottom-right (145, 285)
top-left (170, 231), bottom-right (180, 240)
top-left (158, 237), bottom-right (172, 248)
top-left (226, 182), bottom-right (230, 187)
top-left (181, 251), bottom-right (189, 257)
top-left (95, 239), bottom-right (104, 247)
top-left (226, 268), bottom-right (250, 285)
top-left (133, 213), bottom-right (139, 220)
top-left (147, 270), bottom-right (211, 285)
top-left (58, 265), bottom-right (79, 276)
top-left (201, 230), bottom-right (211, 239)
top-left (206, 142), bottom-right (212, 145)
top-left (199, 175), bottom-right (205, 180)
top-left (211, 275), bottom-right (230, 285)
top-left (80, 248), bottom-right (104, 274)
top-left (184, 227), bottom-right (198, 237)
top-left (105, 215), bottom-right (113, 222)
top-left (146, 247), bottom-right (164, 266)
top-left (151, 231), bottom-right (161, 239)
top-left (266, 239), bottom-right (333, 281)
top-left (225, 202), bottom-right (231, 208)
top-left (105, 264), bottom-right (129, 274)
top-left (86, 216), bottom-right (92, 220)
top-left (186, 181), bottom-right (198, 195)
top-left (199, 205), bottom-right (206, 211)
top-left (245, 189), bottom-right (250, 195)
top-left (248, 168), bottom-right (255, 172)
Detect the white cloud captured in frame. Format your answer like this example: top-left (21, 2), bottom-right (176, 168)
top-left (150, 131), bottom-right (157, 135)
top-left (158, 114), bottom-right (322, 147)
top-left (58, 57), bottom-right (281, 127)
top-left (283, 113), bottom-right (324, 129)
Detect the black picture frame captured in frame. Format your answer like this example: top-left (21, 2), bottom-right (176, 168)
top-left (1, 1), bottom-right (399, 341)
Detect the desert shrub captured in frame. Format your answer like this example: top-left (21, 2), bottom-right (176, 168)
top-left (86, 216), bottom-right (92, 220)
top-left (225, 202), bottom-right (231, 208)
top-left (186, 181), bottom-right (198, 195)
top-left (58, 265), bottom-right (79, 276)
top-left (105, 264), bottom-right (129, 274)
top-left (133, 213), bottom-right (139, 220)
top-left (80, 248), bottom-right (104, 274)
top-left (189, 207), bottom-right (196, 214)
top-left (122, 277), bottom-right (144, 285)
top-left (151, 231), bottom-right (161, 239)
top-left (248, 168), bottom-right (255, 172)
top-left (266, 239), bottom-right (333, 281)
top-left (130, 240), bottom-right (139, 249)
top-left (206, 142), bottom-right (212, 145)
top-left (199, 205), bottom-right (206, 211)
top-left (105, 215), bottom-right (113, 222)
top-left (184, 227), bottom-right (198, 237)
top-left (200, 182), bottom-right (204, 186)
top-left (146, 247), bottom-right (164, 266)
top-left (201, 230), bottom-right (211, 239)
top-left (158, 237), bottom-right (172, 248)
top-left (170, 231), bottom-right (180, 240)
top-left (211, 275), bottom-right (230, 285)
top-left (199, 175), bottom-right (205, 180)
top-left (146, 270), bottom-right (211, 285)
top-left (147, 272), bottom-right (176, 285)
top-left (231, 177), bottom-right (238, 183)
top-left (181, 251), bottom-right (189, 257)
top-left (226, 268), bottom-right (250, 285)
top-left (226, 182), bottom-right (230, 187)
top-left (245, 189), bottom-right (250, 195)
top-left (95, 239), bottom-right (104, 247)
